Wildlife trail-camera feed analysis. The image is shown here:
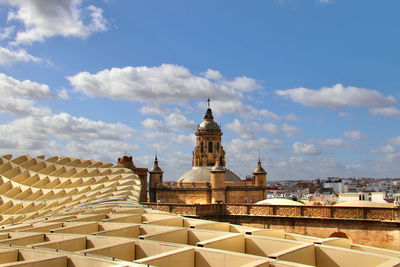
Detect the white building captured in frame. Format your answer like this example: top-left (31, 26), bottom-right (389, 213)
top-left (323, 178), bottom-right (344, 193)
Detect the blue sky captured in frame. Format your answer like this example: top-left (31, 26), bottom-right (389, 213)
top-left (0, 0), bottom-right (399, 180)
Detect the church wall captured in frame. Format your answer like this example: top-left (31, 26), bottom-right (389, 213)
top-left (155, 189), bottom-right (210, 204)
top-left (152, 187), bottom-right (266, 204)
top-left (226, 189), bottom-right (265, 204)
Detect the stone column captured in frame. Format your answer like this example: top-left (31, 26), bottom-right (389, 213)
top-left (253, 160), bottom-right (267, 187)
top-left (210, 161), bottom-right (226, 203)
top-left (149, 156), bottom-right (163, 203)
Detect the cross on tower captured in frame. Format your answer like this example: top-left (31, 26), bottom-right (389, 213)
top-left (207, 98), bottom-right (210, 108)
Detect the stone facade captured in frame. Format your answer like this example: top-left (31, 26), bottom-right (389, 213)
top-left (226, 187), bottom-right (265, 203)
top-left (151, 185), bottom-right (269, 204)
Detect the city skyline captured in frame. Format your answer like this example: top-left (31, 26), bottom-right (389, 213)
top-left (0, 0), bottom-right (399, 180)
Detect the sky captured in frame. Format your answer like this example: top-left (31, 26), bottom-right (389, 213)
top-left (0, 0), bottom-right (399, 181)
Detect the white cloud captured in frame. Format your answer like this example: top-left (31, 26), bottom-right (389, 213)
top-left (57, 89), bottom-right (69, 100)
top-left (290, 157), bottom-right (307, 164)
top-left (370, 145), bottom-right (396, 154)
top-left (281, 123), bottom-right (301, 136)
top-left (387, 136), bottom-right (400, 146)
top-left (1, 0), bottom-right (107, 44)
top-left (344, 130), bottom-right (364, 140)
top-left (0, 113), bottom-right (133, 142)
top-left (174, 134), bottom-right (196, 147)
top-left (378, 151), bottom-right (400, 166)
top-left (318, 0), bottom-right (335, 4)
top-left (284, 113), bottom-right (299, 121)
top-left (69, 64), bottom-right (241, 102)
top-left (0, 26), bottom-right (14, 40)
top-left (226, 119), bottom-right (254, 139)
top-left (65, 140), bottom-right (139, 162)
top-left (223, 76), bottom-right (262, 92)
top-left (262, 122), bottom-right (300, 136)
top-left (68, 64), bottom-right (264, 104)
top-left (0, 73), bottom-right (56, 116)
top-left (227, 138), bottom-right (282, 154)
top-left (0, 47), bottom-right (41, 65)
top-left (203, 68), bottom-right (261, 92)
top-left (0, 111), bottom-right (135, 160)
top-left (146, 145), bottom-right (192, 180)
top-left (0, 73), bottom-right (54, 99)
top-left (203, 69), bottom-right (222, 80)
top-left (68, 64), bottom-right (298, 122)
top-left (276, 83), bottom-right (396, 110)
top-left (144, 131), bottom-right (196, 147)
top-left (140, 105), bottom-right (171, 117)
top-left (225, 119), bottom-right (299, 139)
top-left (0, 97), bottom-right (51, 116)
top-left (317, 138), bottom-right (353, 147)
top-left (141, 107), bottom-right (196, 132)
top-left (262, 122), bottom-right (280, 135)
top-left (0, 138), bottom-right (18, 149)
top-left (370, 107), bottom-right (400, 119)
top-left (293, 142), bottom-right (321, 155)
top-left (210, 99), bottom-right (285, 120)
top-left (165, 113), bottom-right (196, 131)
top-left (142, 118), bottom-right (168, 132)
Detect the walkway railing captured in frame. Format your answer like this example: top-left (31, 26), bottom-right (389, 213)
top-left (143, 202), bottom-right (400, 221)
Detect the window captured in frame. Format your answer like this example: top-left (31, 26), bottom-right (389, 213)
top-left (216, 142), bottom-right (219, 151)
top-left (201, 142), bottom-right (204, 153)
top-left (208, 141), bottom-right (213, 153)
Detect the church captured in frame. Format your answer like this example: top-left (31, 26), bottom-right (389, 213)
top-left (118, 101), bottom-right (268, 204)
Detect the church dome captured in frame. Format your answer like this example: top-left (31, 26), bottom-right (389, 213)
top-left (197, 108), bottom-right (220, 131)
top-left (198, 120), bottom-right (220, 131)
top-left (149, 156), bottom-right (163, 173)
top-left (253, 160), bottom-right (266, 174)
top-left (177, 167), bottom-right (241, 183)
top-left (256, 198), bottom-right (304, 206)
top-left (150, 165), bottom-right (162, 172)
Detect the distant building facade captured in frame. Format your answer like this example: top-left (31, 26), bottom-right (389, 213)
top-left (323, 177), bottom-right (344, 193)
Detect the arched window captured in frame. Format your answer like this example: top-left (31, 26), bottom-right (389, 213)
top-left (200, 142), bottom-right (204, 153)
top-left (208, 141), bottom-right (213, 153)
top-left (216, 142), bottom-right (220, 151)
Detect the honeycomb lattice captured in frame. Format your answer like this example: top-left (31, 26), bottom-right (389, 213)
top-left (0, 154), bottom-right (140, 225)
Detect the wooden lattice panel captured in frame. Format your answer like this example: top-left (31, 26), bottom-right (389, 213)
top-left (0, 155), bottom-right (141, 226)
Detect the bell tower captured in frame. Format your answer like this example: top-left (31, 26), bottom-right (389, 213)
top-left (192, 99), bottom-right (226, 167)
